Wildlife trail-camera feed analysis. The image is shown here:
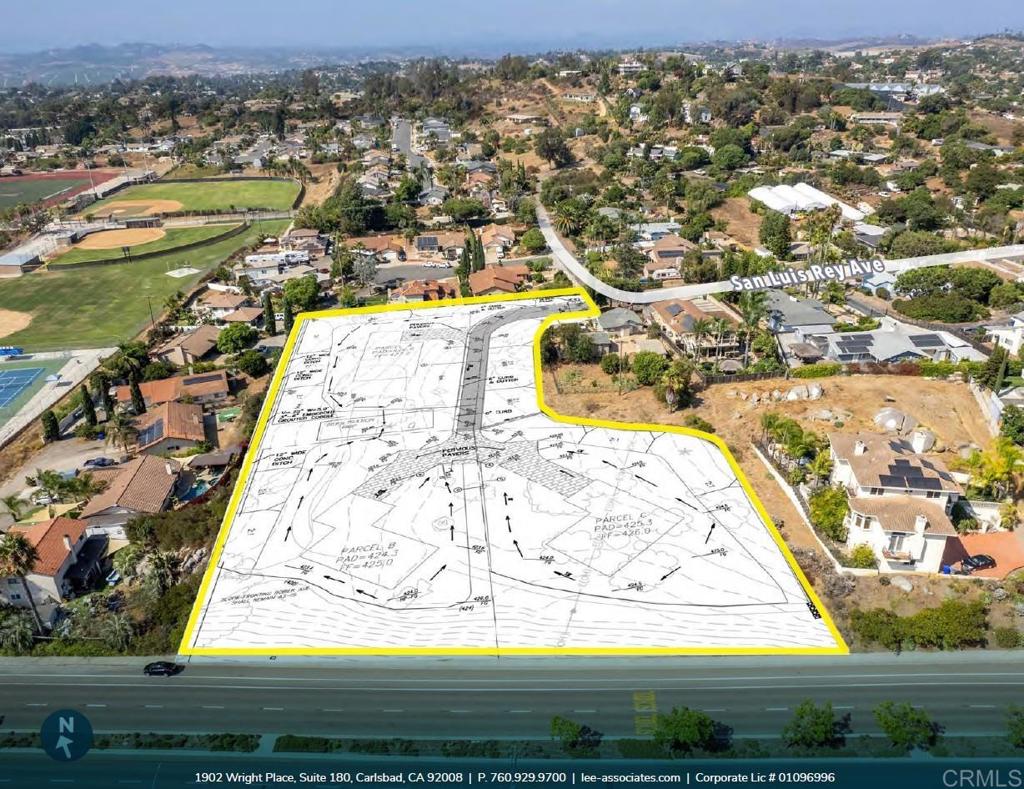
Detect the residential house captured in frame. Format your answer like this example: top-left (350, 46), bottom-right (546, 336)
top-left (114, 370), bottom-right (230, 408)
top-left (479, 224), bottom-right (515, 254)
top-left (586, 331), bottom-right (613, 356)
top-left (221, 306), bottom-right (265, 327)
top-left (468, 264), bottom-right (530, 296)
top-left (630, 221), bottom-right (681, 242)
top-left (828, 432), bottom-right (962, 573)
top-left (1, 518), bottom-right (98, 620)
top-left (414, 232), bottom-right (465, 260)
top-left (596, 307), bottom-right (644, 338)
top-left (643, 234), bottom-right (697, 280)
top-left (80, 456), bottom-right (180, 538)
top-left (987, 311), bottom-right (1024, 357)
top-left (134, 402), bottom-right (208, 456)
top-left (282, 228), bottom-right (328, 257)
top-left (764, 291), bottom-right (836, 335)
top-left (618, 60), bottom-right (645, 76)
top-left (152, 325), bottom-right (222, 368)
top-left (390, 278), bottom-right (460, 303)
top-left (813, 319), bottom-right (985, 365)
top-left (646, 297), bottom-right (741, 358)
top-left (345, 234), bottom-right (407, 263)
top-left (419, 185), bottom-right (450, 206)
top-left (193, 291), bottom-right (250, 320)
top-left (561, 91), bottom-right (596, 103)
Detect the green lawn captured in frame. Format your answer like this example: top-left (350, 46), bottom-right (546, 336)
top-left (50, 224), bottom-right (242, 266)
top-left (85, 179), bottom-right (300, 214)
top-left (0, 176), bottom-right (92, 210)
top-left (0, 220), bottom-right (289, 352)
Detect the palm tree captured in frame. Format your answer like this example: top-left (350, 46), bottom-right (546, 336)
top-left (661, 359), bottom-right (695, 412)
top-left (0, 532), bottom-right (43, 632)
top-left (807, 452), bottom-right (834, 487)
top-left (105, 412), bottom-right (138, 457)
top-left (690, 318), bottom-right (713, 361)
top-left (1, 495), bottom-right (25, 522)
top-left (26, 469), bottom-right (65, 503)
top-left (711, 318), bottom-right (731, 362)
top-left (738, 291), bottom-right (768, 367)
top-left (101, 613), bottom-right (134, 651)
top-left (0, 607), bottom-right (34, 654)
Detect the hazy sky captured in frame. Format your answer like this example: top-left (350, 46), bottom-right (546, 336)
top-left (5, 0), bottom-right (1024, 52)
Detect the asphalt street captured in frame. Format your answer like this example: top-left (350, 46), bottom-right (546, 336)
top-left (1, 653), bottom-right (1022, 742)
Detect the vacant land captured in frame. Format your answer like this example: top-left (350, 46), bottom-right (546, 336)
top-left (85, 179), bottom-right (300, 215)
top-left (50, 224), bottom-right (241, 266)
top-left (543, 368), bottom-right (992, 553)
top-left (711, 197), bottom-right (763, 249)
top-left (0, 220), bottom-right (287, 351)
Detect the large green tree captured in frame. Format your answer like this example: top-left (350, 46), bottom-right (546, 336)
top-left (0, 533), bottom-right (42, 632)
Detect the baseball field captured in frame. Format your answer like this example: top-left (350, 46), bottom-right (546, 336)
top-left (84, 179), bottom-right (300, 216)
top-left (49, 223), bottom-right (242, 266)
top-left (0, 174), bottom-right (93, 210)
top-left (0, 220), bottom-right (289, 351)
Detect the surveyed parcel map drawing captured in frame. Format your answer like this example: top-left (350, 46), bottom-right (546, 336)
top-left (182, 291), bottom-right (844, 654)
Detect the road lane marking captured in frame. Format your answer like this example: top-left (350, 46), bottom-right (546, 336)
top-left (765, 707), bottom-right (789, 711)
top-left (835, 705), bottom-right (854, 710)
top-left (702, 708), bottom-right (726, 712)
top-left (449, 709), bottom-right (471, 713)
top-left (144, 704), bottom-right (163, 708)
top-left (509, 709), bottom-right (532, 713)
top-left (322, 708), bottom-right (345, 712)
top-left (574, 709), bottom-right (597, 713)
top-left (202, 705), bottom-right (225, 709)
top-left (25, 702), bottom-right (47, 707)
top-left (85, 703), bottom-right (106, 708)
top-left (970, 704), bottom-right (996, 709)
top-left (383, 709), bottom-right (404, 713)
top-left (262, 706), bottom-right (284, 711)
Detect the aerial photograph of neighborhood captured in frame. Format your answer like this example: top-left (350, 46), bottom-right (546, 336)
top-left (2, 0), bottom-right (1024, 785)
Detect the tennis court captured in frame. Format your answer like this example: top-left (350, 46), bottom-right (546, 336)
top-left (0, 366), bottom-right (44, 407)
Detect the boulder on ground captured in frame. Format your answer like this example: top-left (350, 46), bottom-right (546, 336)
top-left (890, 575), bottom-right (914, 593)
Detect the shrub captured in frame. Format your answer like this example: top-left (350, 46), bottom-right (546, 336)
top-left (808, 486), bottom-right (849, 541)
top-left (792, 362), bottom-right (842, 379)
top-left (875, 287), bottom-right (891, 300)
top-left (683, 415), bottom-right (715, 434)
top-left (994, 627), bottom-right (1021, 649)
top-left (600, 353), bottom-right (623, 375)
top-left (851, 599), bottom-right (988, 651)
top-left (235, 349), bottom-right (269, 377)
top-left (216, 323), bottom-right (257, 354)
top-left (632, 351), bottom-right (668, 386)
top-left (846, 544), bottom-right (878, 569)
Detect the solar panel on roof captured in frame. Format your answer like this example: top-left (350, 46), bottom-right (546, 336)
top-left (910, 334), bottom-right (944, 348)
top-left (666, 304), bottom-right (682, 316)
top-left (183, 373), bottom-right (223, 385)
top-left (878, 474), bottom-right (905, 487)
top-left (137, 418), bottom-right (165, 447)
top-left (917, 477), bottom-right (943, 490)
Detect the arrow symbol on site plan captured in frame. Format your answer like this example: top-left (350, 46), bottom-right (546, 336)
top-left (283, 526), bottom-right (292, 542)
top-left (429, 565), bottom-right (447, 581)
top-left (513, 540), bottom-right (524, 558)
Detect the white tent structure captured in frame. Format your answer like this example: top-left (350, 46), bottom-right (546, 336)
top-left (748, 182), bottom-right (865, 221)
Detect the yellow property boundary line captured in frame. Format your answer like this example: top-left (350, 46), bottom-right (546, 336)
top-left (179, 287), bottom-right (848, 657)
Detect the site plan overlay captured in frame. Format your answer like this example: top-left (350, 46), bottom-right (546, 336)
top-left (182, 290), bottom-right (845, 655)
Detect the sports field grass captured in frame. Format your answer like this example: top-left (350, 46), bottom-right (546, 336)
top-left (0, 357), bottom-right (68, 428)
top-left (0, 176), bottom-right (92, 210)
top-left (86, 179), bottom-right (300, 214)
top-left (50, 224), bottom-right (242, 266)
top-left (0, 220), bottom-right (288, 352)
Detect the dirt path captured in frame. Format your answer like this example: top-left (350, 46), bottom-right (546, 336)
top-left (301, 164), bottom-right (341, 207)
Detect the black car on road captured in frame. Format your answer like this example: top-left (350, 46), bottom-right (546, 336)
top-left (143, 661), bottom-right (182, 676)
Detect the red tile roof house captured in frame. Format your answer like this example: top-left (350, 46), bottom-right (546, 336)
top-left (133, 402), bottom-right (209, 456)
top-left (390, 278), bottom-right (460, 303)
top-left (79, 456), bottom-right (180, 538)
top-left (1, 517), bottom-right (96, 625)
top-left (468, 264), bottom-right (531, 296)
top-left (114, 370), bottom-right (230, 408)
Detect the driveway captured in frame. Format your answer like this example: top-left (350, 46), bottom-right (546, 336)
top-left (0, 435), bottom-right (111, 527)
top-left (942, 530), bottom-right (1024, 579)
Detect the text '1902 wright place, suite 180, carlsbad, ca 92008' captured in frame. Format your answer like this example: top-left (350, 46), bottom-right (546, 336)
top-left (181, 289), bottom-right (847, 656)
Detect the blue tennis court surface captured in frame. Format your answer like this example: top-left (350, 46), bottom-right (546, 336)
top-left (0, 367), bottom-right (44, 408)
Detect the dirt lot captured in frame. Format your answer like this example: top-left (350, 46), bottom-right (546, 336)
top-left (711, 197), bottom-right (762, 249)
top-left (301, 163), bottom-right (341, 207)
top-left (0, 309), bottom-right (32, 338)
top-left (75, 228), bottom-right (165, 249)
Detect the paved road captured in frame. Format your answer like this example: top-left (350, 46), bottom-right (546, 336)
top-left (537, 203), bottom-right (1024, 304)
top-left (392, 119), bottom-right (429, 189)
top-left (374, 263), bottom-right (457, 284)
top-left (0, 653), bottom-right (1021, 742)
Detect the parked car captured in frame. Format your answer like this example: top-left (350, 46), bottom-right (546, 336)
top-left (143, 661), bottom-right (182, 677)
top-left (31, 492), bottom-right (56, 506)
top-left (960, 554), bottom-right (996, 574)
top-left (105, 569), bottom-right (122, 587)
top-left (83, 457), bottom-right (117, 468)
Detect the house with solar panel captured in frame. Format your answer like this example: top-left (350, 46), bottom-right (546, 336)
top-left (133, 402), bottom-right (209, 456)
top-left (827, 432), bottom-right (963, 573)
top-left (810, 319), bottom-right (985, 365)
